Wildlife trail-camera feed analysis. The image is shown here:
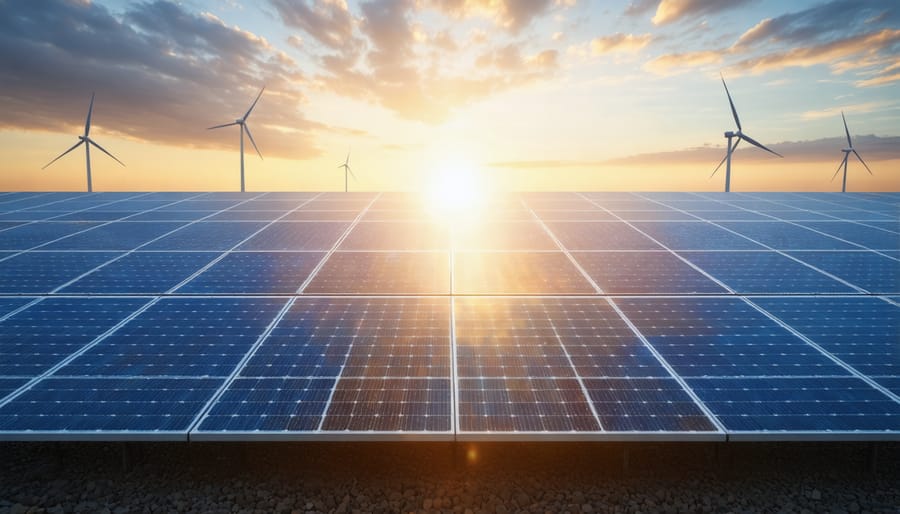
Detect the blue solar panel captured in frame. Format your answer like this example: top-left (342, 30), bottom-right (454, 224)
top-left (455, 221), bottom-right (558, 251)
top-left (141, 222), bottom-right (268, 251)
top-left (571, 251), bottom-right (726, 294)
top-left (615, 297), bottom-right (848, 377)
top-left (305, 252), bottom-right (450, 294)
top-left (687, 377), bottom-right (900, 433)
top-left (339, 222), bottom-right (449, 251)
top-left (0, 252), bottom-right (121, 293)
top-left (797, 222), bottom-right (899, 250)
top-left (679, 251), bottom-right (856, 294)
top-left (0, 297), bottom-right (32, 318)
top-left (60, 252), bottom-right (219, 294)
top-left (0, 297), bottom-right (150, 376)
top-left (545, 222), bottom-right (661, 250)
top-left (787, 251), bottom-right (899, 294)
top-left (753, 296), bottom-right (900, 376)
top-left (631, 222), bottom-right (763, 250)
top-left (205, 210), bottom-right (284, 222)
top-left (56, 298), bottom-right (287, 377)
top-left (237, 222), bottom-right (349, 251)
top-left (0, 378), bottom-right (29, 399)
top-left (0, 222), bottom-right (102, 250)
top-left (584, 378), bottom-right (716, 432)
top-left (53, 211), bottom-right (135, 222)
top-left (718, 222), bottom-right (857, 250)
top-left (0, 377), bottom-right (221, 435)
top-left (42, 222), bottom-right (187, 251)
top-left (197, 378), bottom-right (334, 432)
top-left (177, 252), bottom-right (323, 294)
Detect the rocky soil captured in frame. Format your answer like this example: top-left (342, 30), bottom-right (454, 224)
top-left (1, 442), bottom-right (897, 514)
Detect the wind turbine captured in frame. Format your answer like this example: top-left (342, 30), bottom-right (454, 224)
top-left (711, 76), bottom-right (783, 192)
top-left (42, 93), bottom-right (125, 192)
top-left (831, 111), bottom-right (872, 193)
top-left (208, 86), bottom-right (265, 192)
top-left (337, 149), bottom-right (356, 192)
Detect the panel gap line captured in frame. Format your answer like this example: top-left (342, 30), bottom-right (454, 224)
top-left (166, 193), bottom-right (324, 294)
top-left (576, 193), bottom-right (738, 295)
top-left (0, 296), bottom-right (162, 409)
top-left (48, 193), bottom-right (270, 294)
top-left (602, 296), bottom-right (728, 435)
top-left (741, 297), bottom-right (900, 405)
top-left (315, 300), bottom-right (371, 432)
top-left (0, 192), bottom-right (149, 235)
top-left (450, 296), bottom-right (460, 438)
top-left (630, 193), bottom-right (871, 294)
top-left (186, 296), bottom-right (298, 438)
top-left (297, 193), bottom-right (382, 294)
top-left (0, 297), bottom-right (46, 324)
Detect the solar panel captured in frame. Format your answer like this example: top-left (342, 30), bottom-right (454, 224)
top-left (237, 222), bottom-right (349, 251)
top-left (0, 192), bottom-right (897, 442)
top-left (678, 251), bottom-right (856, 294)
top-left (177, 252), bottom-right (324, 294)
top-left (453, 252), bottom-right (594, 294)
top-left (0, 252), bottom-right (122, 293)
top-left (787, 251), bottom-right (900, 294)
top-left (0, 297), bottom-right (150, 378)
top-left (571, 251), bottom-right (726, 294)
top-left (305, 252), bottom-right (450, 294)
top-left (60, 252), bottom-right (219, 294)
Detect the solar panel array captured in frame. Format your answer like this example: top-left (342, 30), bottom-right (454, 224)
top-left (0, 190), bottom-right (897, 442)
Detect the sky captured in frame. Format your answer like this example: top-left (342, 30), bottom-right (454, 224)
top-left (0, 0), bottom-right (898, 192)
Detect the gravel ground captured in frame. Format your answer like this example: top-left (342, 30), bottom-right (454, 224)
top-left (1, 442), bottom-right (898, 514)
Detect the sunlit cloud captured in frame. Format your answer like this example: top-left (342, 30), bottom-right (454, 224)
top-left (652, 0), bottom-right (755, 26)
top-left (590, 33), bottom-right (653, 55)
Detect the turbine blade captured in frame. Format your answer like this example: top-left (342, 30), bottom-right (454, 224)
top-left (207, 122), bottom-right (239, 130)
top-left (337, 164), bottom-right (345, 169)
top-left (244, 124), bottom-right (263, 159)
top-left (42, 140), bottom-right (85, 169)
top-left (740, 133), bottom-right (782, 158)
top-left (842, 111), bottom-right (853, 148)
top-left (88, 139), bottom-right (125, 167)
top-left (347, 164), bottom-right (357, 181)
top-left (721, 75), bottom-right (741, 131)
top-left (831, 154), bottom-right (847, 182)
top-left (345, 149), bottom-right (351, 166)
top-left (710, 139), bottom-right (738, 179)
top-left (243, 86), bottom-right (265, 120)
top-left (84, 92), bottom-right (95, 137)
top-left (853, 149), bottom-right (873, 175)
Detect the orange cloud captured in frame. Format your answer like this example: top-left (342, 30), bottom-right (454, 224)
top-left (643, 50), bottom-right (722, 75)
top-left (590, 33), bottom-right (653, 55)
top-left (652, 0), bottom-right (753, 25)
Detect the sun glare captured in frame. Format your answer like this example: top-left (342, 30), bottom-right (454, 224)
top-left (425, 158), bottom-right (484, 218)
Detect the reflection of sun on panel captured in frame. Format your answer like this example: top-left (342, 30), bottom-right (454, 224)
top-left (424, 158), bottom-right (484, 220)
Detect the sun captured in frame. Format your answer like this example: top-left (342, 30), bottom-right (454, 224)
top-left (425, 157), bottom-right (484, 218)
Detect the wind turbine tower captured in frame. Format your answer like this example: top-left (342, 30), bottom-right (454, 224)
top-left (42, 93), bottom-right (125, 192)
top-left (832, 111), bottom-right (872, 193)
top-left (712, 76), bottom-right (783, 192)
top-left (208, 86), bottom-right (265, 192)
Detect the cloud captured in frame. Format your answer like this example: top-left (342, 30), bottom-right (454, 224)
top-left (590, 33), bottom-right (653, 55)
top-left (643, 49), bottom-right (721, 75)
top-left (428, 0), bottom-right (555, 32)
top-left (267, 0), bottom-right (357, 51)
top-left (652, 0), bottom-right (756, 25)
top-left (0, 0), bottom-right (324, 159)
top-left (801, 101), bottom-right (897, 121)
top-left (624, 0), bottom-right (658, 17)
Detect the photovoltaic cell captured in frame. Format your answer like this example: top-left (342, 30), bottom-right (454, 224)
top-left (572, 251), bottom-right (726, 294)
top-left (631, 222), bottom-right (764, 250)
top-left (55, 297), bottom-right (288, 377)
top-left (0, 222), bottom-right (102, 250)
top-left (0, 378), bottom-right (29, 399)
top-left (305, 252), bottom-right (450, 294)
top-left (60, 252), bottom-right (219, 294)
top-left (545, 222), bottom-right (661, 250)
top-left (237, 222), bottom-right (349, 251)
top-left (454, 221), bottom-right (558, 251)
top-left (197, 378), bottom-right (334, 432)
top-left (0, 297), bottom-right (150, 377)
top-left (797, 222), bottom-right (900, 250)
top-left (0, 252), bottom-right (121, 293)
top-left (786, 251), bottom-right (900, 294)
top-left (321, 378), bottom-right (451, 432)
top-left (177, 252), bottom-right (324, 294)
top-left (752, 296), bottom-right (900, 376)
top-left (454, 252), bottom-right (594, 294)
top-left (678, 251), bottom-right (856, 294)
top-left (0, 297), bottom-right (32, 318)
top-left (143, 222), bottom-right (268, 251)
top-left (42, 222), bottom-right (187, 251)
top-left (583, 378), bottom-right (716, 432)
top-left (717, 222), bottom-right (856, 250)
top-left (0, 377), bottom-right (222, 434)
top-left (339, 221), bottom-right (449, 251)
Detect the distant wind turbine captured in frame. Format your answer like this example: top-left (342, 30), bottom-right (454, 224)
top-left (337, 149), bottom-right (357, 193)
top-left (711, 76), bottom-right (783, 192)
top-left (42, 92), bottom-right (125, 192)
top-left (208, 86), bottom-right (265, 192)
top-left (831, 111), bottom-right (872, 193)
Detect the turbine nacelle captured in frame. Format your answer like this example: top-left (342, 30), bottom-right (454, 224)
top-left (724, 131), bottom-right (736, 138)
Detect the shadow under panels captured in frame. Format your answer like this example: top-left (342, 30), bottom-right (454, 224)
top-left (194, 298), bottom-right (452, 439)
top-left (454, 298), bottom-right (718, 438)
